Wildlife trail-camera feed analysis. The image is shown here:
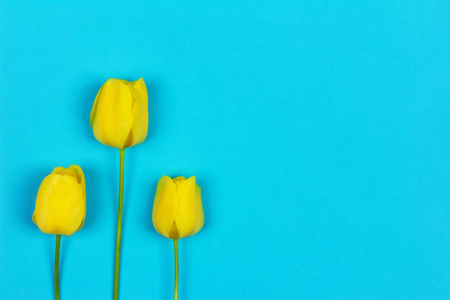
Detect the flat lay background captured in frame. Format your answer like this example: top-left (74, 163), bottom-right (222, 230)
top-left (1, 1), bottom-right (450, 299)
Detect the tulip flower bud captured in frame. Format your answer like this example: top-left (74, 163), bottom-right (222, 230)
top-left (152, 176), bottom-right (205, 239)
top-left (90, 78), bottom-right (148, 149)
top-left (32, 165), bottom-right (86, 236)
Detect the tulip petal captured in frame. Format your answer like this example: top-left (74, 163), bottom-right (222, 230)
top-left (175, 176), bottom-right (199, 237)
top-left (192, 184), bottom-right (205, 234)
top-left (92, 79), bottom-right (134, 148)
top-left (152, 176), bottom-right (178, 238)
top-left (69, 165), bottom-right (86, 230)
top-left (130, 78), bottom-right (148, 146)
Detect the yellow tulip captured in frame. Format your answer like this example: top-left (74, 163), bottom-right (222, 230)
top-left (90, 78), bottom-right (148, 298)
top-left (32, 165), bottom-right (86, 236)
top-left (90, 78), bottom-right (148, 149)
top-left (152, 175), bottom-right (205, 239)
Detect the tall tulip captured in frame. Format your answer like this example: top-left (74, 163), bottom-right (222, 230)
top-left (152, 175), bottom-right (205, 300)
top-left (90, 78), bottom-right (148, 300)
top-left (33, 165), bottom-right (86, 300)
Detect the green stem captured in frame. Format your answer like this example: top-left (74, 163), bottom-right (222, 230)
top-left (173, 239), bottom-right (179, 300)
top-left (55, 235), bottom-right (61, 300)
top-left (114, 148), bottom-right (125, 300)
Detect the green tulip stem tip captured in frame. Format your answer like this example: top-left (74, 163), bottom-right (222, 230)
top-left (114, 148), bottom-right (125, 300)
top-left (173, 239), bottom-right (179, 300)
top-left (54, 235), bottom-right (61, 300)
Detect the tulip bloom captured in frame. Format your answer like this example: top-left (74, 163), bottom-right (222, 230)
top-left (90, 78), bottom-right (148, 149)
top-left (33, 165), bottom-right (86, 235)
top-left (153, 176), bottom-right (204, 239)
top-left (32, 165), bottom-right (86, 300)
top-left (152, 175), bottom-right (205, 300)
top-left (90, 78), bottom-right (148, 300)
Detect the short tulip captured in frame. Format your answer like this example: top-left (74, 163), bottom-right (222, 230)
top-left (152, 175), bottom-right (205, 300)
top-left (152, 175), bottom-right (204, 239)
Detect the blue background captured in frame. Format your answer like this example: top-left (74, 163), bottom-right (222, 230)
top-left (1, 1), bottom-right (449, 299)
